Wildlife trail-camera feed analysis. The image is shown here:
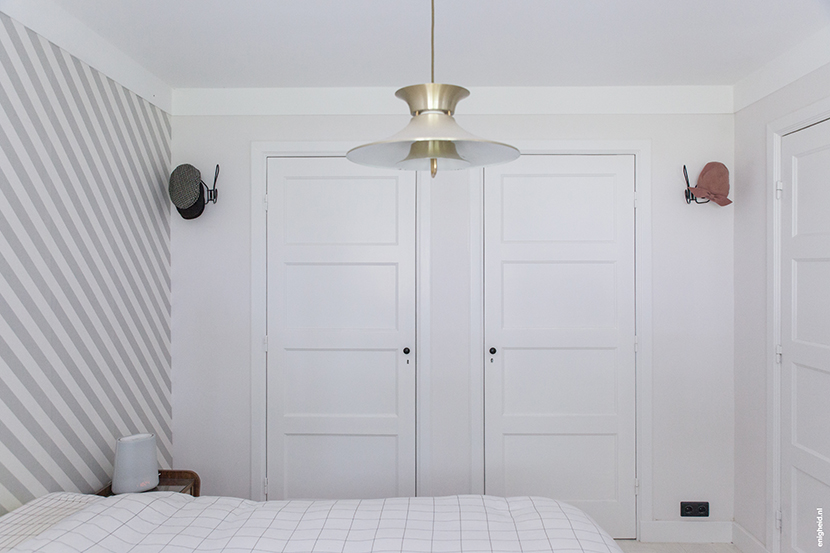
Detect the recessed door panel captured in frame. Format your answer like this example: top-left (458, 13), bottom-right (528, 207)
top-left (792, 146), bottom-right (830, 237)
top-left (283, 349), bottom-right (398, 416)
top-left (502, 262), bottom-right (617, 329)
top-left (284, 434), bottom-right (399, 499)
top-left (284, 177), bottom-right (399, 245)
top-left (793, 260), bottom-right (830, 347)
top-left (501, 174), bottom-right (616, 242)
top-left (792, 469), bottom-right (830, 553)
top-left (502, 348), bottom-right (617, 416)
top-left (284, 263), bottom-right (399, 330)
top-left (503, 434), bottom-right (618, 501)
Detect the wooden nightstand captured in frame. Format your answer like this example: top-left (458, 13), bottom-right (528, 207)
top-left (96, 470), bottom-right (201, 497)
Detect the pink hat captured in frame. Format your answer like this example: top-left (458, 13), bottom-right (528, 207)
top-left (689, 162), bottom-right (732, 206)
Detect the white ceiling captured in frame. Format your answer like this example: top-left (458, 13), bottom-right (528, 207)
top-left (47, 0), bottom-right (830, 90)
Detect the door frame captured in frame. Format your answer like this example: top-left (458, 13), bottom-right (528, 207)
top-left (249, 140), bottom-right (653, 539)
top-left (767, 97), bottom-right (830, 553)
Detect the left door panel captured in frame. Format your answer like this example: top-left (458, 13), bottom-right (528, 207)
top-left (266, 157), bottom-right (416, 499)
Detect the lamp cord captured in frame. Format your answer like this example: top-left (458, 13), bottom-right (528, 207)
top-left (431, 0), bottom-right (435, 83)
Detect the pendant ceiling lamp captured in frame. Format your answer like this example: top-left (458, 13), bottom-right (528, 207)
top-left (346, 0), bottom-right (519, 178)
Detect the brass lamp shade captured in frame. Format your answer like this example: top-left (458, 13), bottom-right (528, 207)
top-left (347, 83), bottom-right (519, 173)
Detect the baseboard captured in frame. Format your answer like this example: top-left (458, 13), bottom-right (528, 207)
top-left (639, 521), bottom-right (733, 542)
top-left (732, 522), bottom-right (770, 553)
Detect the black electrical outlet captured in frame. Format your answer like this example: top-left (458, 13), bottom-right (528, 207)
top-left (681, 501), bottom-right (709, 517)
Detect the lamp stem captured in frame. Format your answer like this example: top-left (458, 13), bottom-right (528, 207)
top-left (430, 0), bottom-right (437, 177)
top-left (430, 0), bottom-right (434, 84)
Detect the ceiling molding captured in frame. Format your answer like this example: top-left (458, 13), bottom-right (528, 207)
top-left (0, 0), bottom-right (172, 113)
top-left (9, 0), bottom-right (827, 117)
top-left (172, 86), bottom-right (734, 117)
top-left (734, 24), bottom-right (830, 112)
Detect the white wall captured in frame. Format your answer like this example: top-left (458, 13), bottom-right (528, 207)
top-left (733, 61), bottom-right (830, 552)
top-left (171, 112), bottom-right (735, 533)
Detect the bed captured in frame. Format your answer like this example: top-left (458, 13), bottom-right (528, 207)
top-left (0, 492), bottom-right (623, 553)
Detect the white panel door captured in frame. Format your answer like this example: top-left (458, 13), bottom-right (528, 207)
top-left (266, 157), bottom-right (416, 500)
top-left (780, 120), bottom-right (830, 553)
top-left (484, 155), bottom-right (636, 538)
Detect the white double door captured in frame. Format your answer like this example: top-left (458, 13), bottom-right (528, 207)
top-left (265, 155), bottom-right (636, 537)
top-left (779, 119), bottom-right (830, 553)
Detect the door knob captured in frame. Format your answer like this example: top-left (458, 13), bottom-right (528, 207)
top-left (403, 347), bottom-right (411, 354)
top-left (489, 347), bottom-right (497, 355)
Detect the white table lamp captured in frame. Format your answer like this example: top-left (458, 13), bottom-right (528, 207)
top-left (112, 433), bottom-right (159, 494)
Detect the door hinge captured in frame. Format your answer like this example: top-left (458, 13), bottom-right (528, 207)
top-left (263, 477), bottom-right (268, 497)
top-left (775, 344), bottom-right (783, 364)
top-left (775, 181), bottom-right (784, 199)
top-left (263, 335), bottom-right (269, 352)
top-left (775, 510), bottom-right (782, 531)
top-left (264, 194), bottom-right (269, 211)
top-left (634, 478), bottom-right (639, 495)
top-left (634, 193), bottom-right (638, 209)
top-left (634, 336), bottom-right (639, 353)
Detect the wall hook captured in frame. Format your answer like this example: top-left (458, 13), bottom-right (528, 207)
top-left (205, 164), bottom-right (219, 204)
top-left (683, 165), bottom-right (709, 204)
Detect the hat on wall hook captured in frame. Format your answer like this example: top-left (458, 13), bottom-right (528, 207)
top-left (169, 164), bottom-right (219, 219)
top-left (683, 162), bottom-right (732, 206)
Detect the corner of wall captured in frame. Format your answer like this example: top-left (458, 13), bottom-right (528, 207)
top-left (733, 522), bottom-right (770, 553)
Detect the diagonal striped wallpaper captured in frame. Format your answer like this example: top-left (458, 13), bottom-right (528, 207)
top-left (0, 12), bottom-right (171, 514)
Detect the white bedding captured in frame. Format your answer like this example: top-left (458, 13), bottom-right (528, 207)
top-left (6, 492), bottom-right (622, 553)
top-left (0, 493), bottom-right (104, 552)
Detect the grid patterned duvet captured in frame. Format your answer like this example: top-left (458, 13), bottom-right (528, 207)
top-left (0, 493), bottom-right (104, 552)
top-left (6, 492), bottom-right (623, 553)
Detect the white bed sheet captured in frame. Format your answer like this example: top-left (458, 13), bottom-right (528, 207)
top-left (9, 493), bottom-right (623, 553)
top-left (0, 493), bottom-right (104, 552)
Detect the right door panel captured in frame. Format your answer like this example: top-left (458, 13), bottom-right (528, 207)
top-left (780, 119), bottom-right (830, 553)
top-left (484, 155), bottom-right (637, 538)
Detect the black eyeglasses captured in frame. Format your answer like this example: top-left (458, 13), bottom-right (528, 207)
top-left (684, 165), bottom-right (709, 204)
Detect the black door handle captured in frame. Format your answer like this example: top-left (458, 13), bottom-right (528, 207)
top-left (403, 347), bottom-right (411, 354)
top-left (489, 347), bottom-right (497, 355)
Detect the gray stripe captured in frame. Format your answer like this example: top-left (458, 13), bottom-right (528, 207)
top-left (0, 285), bottom-right (113, 476)
top-left (0, 169), bottom-right (173, 453)
top-left (105, 74), bottom-right (171, 284)
top-left (0, 394), bottom-right (87, 492)
top-left (0, 340), bottom-right (109, 489)
top-left (99, 71), bottom-right (172, 264)
top-left (141, 96), bottom-right (170, 178)
top-left (28, 36), bottom-right (172, 361)
top-left (0, 36), bottom-right (173, 418)
top-left (0, 461), bottom-right (34, 506)
top-left (139, 100), bottom-right (173, 294)
top-left (9, 23), bottom-right (170, 370)
top-left (41, 37), bottom-right (170, 298)
top-left (0, 181), bottom-right (173, 463)
top-left (53, 46), bottom-right (172, 325)
top-left (127, 92), bottom-right (167, 200)
top-left (56, 44), bottom-right (172, 330)
top-left (0, 11), bottom-right (172, 512)
top-left (74, 58), bottom-right (172, 315)
top-left (111, 78), bottom-right (173, 321)
top-left (0, 205), bottom-right (140, 455)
